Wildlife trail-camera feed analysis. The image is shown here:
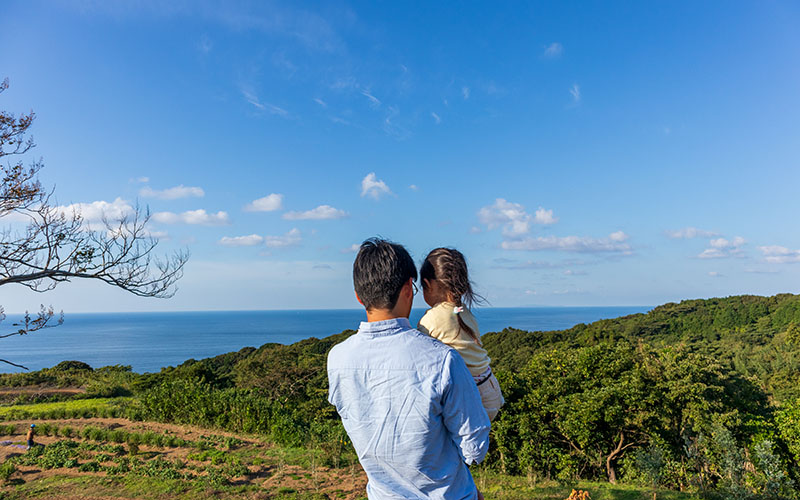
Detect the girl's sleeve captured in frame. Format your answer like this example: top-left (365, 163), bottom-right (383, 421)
top-left (418, 308), bottom-right (450, 342)
top-left (417, 310), bottom-right (435, 336)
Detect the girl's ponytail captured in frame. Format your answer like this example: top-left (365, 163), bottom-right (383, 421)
top-left (420, 248), bottom-right (485, 343)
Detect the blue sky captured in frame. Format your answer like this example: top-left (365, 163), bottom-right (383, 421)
top-left (1, 0), bottom-right (799, 312)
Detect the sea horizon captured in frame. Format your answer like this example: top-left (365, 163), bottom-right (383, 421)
top-left (0, 306), bottom-right (652, 374)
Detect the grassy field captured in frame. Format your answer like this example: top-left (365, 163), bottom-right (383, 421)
top-left (0, 397), bottom-right (130, 420)
top-left (0, 398), bottom-right (702, 500)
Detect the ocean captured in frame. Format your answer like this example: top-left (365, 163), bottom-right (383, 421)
top-left (0, 307), bottom-right (650, 373)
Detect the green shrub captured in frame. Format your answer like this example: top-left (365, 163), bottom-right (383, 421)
top-left (0, 461), bottom-right (15, 483)
top-left (78, 460), bottom-right (101, 472)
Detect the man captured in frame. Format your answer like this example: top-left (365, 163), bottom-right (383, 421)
top-left (327, 238), bottom-right (490, 499)
top-left (26, 424), bottom-right (35, 448)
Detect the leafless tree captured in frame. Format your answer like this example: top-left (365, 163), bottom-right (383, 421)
top-left (0, 78), bottom-right (188, 369)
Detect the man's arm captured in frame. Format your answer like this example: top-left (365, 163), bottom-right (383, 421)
top-left (440, 349), bottom-right (491, 464)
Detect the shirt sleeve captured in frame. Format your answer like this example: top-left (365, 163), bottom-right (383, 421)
top-left (417, 310), bottom-right (435, 336)
top-left (418, 307), bottom-right (455, 343)
top-left (440, 349), bottom-right (490, 464)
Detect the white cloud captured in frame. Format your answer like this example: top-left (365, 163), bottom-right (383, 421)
top-left (710, 236), bottom-right (746, 248)
top-left (219, 234), bottom-right (264, 247)
top-left (56, 198), bottom-right (134, 223)
top-left (342, 243), bottom-right (360, 253)
top-left (133, 177), bottom-right (149, 183)
top-left (564, 269), bottom-right (588, 276)
top-left (139, 185), bottom-right (205, 200)
top-left (431, 112), bottom-right (441, 124)
top-left (698, 236), bottom-right (745, 258)
top-left (361, 90), bottom-right (381, 107)
top-left (282, 205), bottom-right (348, 220)
top-left (543, 42), bottom-right (563, 59)
top-left (313, 98), bottom-right (327, 108)
top-left (478, 198), bottom-right (531, 237)
top-left (265, 228), bottom-right (301, 248)
top-left (478, 199), bottom-right (557, 236)
top-left (409, 184), bottom-right (419, 191)
top-left (534, 207), bottom-right (558, 225)
top-left (501, 231), bottom-right (632, 254)
top-left (569, 84), bottom-right (581, 104)
top-left (665, 227), bottom-right (718, 239)
top-left (697, 248), bottom-right (726, 259)
top-left (144, 229), bottom-right (169, 239)
top-left (152, 209), bottom-right (230, 226)
top-left (244, 194), bottom-right (284, 212)
top-left (759, 245), bottom-right (800, 264)
top-left (708, 271), bottom-right (723, 277)
top-left (361, 173), bottom-right (393, 200)
top-left (462, 86), bottom-right (470, 100)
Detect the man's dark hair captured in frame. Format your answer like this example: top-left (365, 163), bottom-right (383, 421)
top-left (353, 238), bottom-right (417, 311)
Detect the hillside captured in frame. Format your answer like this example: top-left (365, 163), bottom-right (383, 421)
top-left (1, 294), bottom-right (800, 499)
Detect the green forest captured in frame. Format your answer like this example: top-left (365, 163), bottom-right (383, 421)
top-left (3, 293), bottom-right (800, 499)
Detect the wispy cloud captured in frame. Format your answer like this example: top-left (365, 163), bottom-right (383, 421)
top-left (152, 209), bottom-right (230, 226)
top-left (759, 245), bottom-right (800, 264)
top-left (283, 205), bottom-right (348, 220)
top-left (543, 42), bottom-right (563, 59)
top-left (708, 271), bottom-right (724, 277)
top-left (361, 90), bottom-right (381, 108)
top-left (491, 259), bottom-right (560, 270)
top-left (140, 185), bottom-right (204, 200)
top-left (219, 234), bottom-right (264, 247)
top-left (381, 106), bottom-right (411, 139)
top-left (265, 228), bottom-right (301, 248)
top-left (198, 35), bottom-right (213, 54)
top-left (342, 243), bottom-right (360, 253)
top-left (665, 227), bottom-right (719, 239)
top-left (501, 231), bottom-right (632, 254)
top-left (569, 84), bottom-right (581, 104)
top-left (361, 173), bottom-right (392, 200)
top-left (244, 194), bottom-right (284, 212)
top-left (462, 86), bottom-right (470, 100)
top-left (409, 184), bottom-right (419, 191)
top-left (313, 98), bottom-right (327, 108)
top-left (564, 269), bottom-right (588, 276)
top-left (697, 236), bottom-right (746, 259)
top-left (744, 268), bottom-right (780, 274)
top-left (431, 112), bottom-right (441, 124)
top-left (241, 89), bottom-right (289, 117)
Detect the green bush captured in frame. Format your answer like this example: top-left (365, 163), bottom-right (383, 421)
top-left (0, 461), bottom-right (15, 483)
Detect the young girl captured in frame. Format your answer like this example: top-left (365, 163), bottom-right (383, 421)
top-left (417, 247), bottom-right (505, 421)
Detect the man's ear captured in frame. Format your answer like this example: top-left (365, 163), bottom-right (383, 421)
top-left (354, 290), bottom-right (364, 306)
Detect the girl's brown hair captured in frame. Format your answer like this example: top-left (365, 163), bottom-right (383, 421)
top-left (420, 247), bottom-right (484, 342)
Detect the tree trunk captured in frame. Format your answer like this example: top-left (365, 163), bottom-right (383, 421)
top-left (606, 431), bottom-right (630, 484)
top-left (606, 453), bottom-right (618, 483)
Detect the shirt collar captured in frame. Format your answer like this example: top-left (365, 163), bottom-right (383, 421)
top-left (357, 317), bottom-right (412, 337)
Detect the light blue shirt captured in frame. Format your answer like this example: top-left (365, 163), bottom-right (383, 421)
top-left (327, 317), bottom-right (491, 499)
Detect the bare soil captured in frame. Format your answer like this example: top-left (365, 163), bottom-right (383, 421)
top-left (0, 418), bottom-right (368, 499)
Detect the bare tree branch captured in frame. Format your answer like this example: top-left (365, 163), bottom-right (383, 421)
top-left (0, 78), bottom-right (189, 368)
